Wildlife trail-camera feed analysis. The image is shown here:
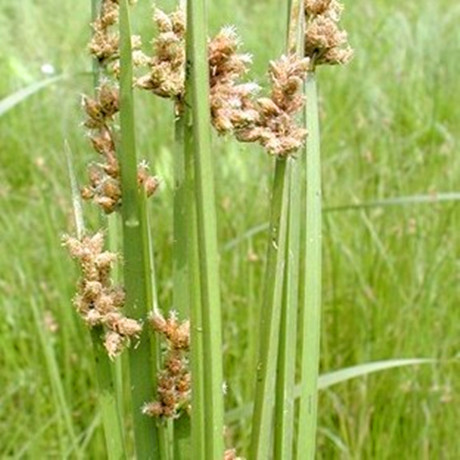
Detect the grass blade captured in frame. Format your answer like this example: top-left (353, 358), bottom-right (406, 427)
top-left (312, 358), bottom-right (435, 390)
top-left (118, 1), bottom-right (158, 456)
top-left (0, 75), bottom-right (65, 117)
top-left (30, 297), bottom-right (83, 459)
top-left (325, 192), bottom-right (460, 212)
top-left (223, 192), bottom-right (460, 251)
top-left (274, 157), bottom-right (300, 460)
top-left (173, 111), bottom-right (192, 458)
top-left (225, 358), bottom-right (435, 424)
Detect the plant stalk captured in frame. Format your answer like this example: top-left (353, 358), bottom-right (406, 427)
top-left (185, 0), bottom-right (225, 457)
top-left (296, 70), bottom-right (322, 460)
top-left (118, 1), bottom-right (159, 457)
top-left (274, 2), bottom-right (304, 458)
top-left (250, 158), bottom-right (290, 460)
top-left (86, 0), bottom-right (127, 452)
top-left (184, 110), bottom-right (206, 458)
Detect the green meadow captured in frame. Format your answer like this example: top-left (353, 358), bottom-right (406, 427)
top-left (1, 0), bottom-right (459, 458)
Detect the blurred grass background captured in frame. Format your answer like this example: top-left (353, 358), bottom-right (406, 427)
top-left (1, 0), bottom-right (459, 458)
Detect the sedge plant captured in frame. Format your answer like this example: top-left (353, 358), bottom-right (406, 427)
top-left (63, 0), bottom-right (352, 459)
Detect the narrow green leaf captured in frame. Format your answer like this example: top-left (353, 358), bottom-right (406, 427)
top-left (225, 358), bottom-right (435, 424)
top-left (325, 192), bottom-right (460, 212)
top-left (0, 75), bottom-right (65, 117)
top-left (30, 298), bottom-right (83, 459)
top-left (308, 358), bottom-right (435, 392)
top-left (223, 192), bottom-right (460, 252)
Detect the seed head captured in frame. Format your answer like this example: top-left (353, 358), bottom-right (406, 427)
top-left (304, 0), bottom-right (353, 66)
top-left (64, 232), bottom-right (141, 359)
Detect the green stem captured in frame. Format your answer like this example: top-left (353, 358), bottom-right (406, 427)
top-left (274, 3), bottom-right (304, 458)
top-left (87, 0), bottom-right (127, 453)
top-left (173, 114), bottom-right (192, 458)
top-left (91, 329), bottom-right (127, 460)
top-left (119, 1), bottom-right (159, 457)
top-left (250, 158), bottom-right (290, 460)
top-left (274, 157), bottom-right (300, 460)
top-left (296, 71), bottom-right (322, 460)
top-left (140, 190), bottom-right (171, 460)
top-left (186, 0), bottom-right (225, 457)
top-left (184, 111), bottom-right (205, 458)
top-left (173, 115), bottom-right (189, 319)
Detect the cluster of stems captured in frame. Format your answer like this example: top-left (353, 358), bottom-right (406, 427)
top-left (63, 0), bottom-right (352, 458)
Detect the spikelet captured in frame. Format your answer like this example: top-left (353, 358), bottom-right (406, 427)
top-left (236, 55), bottom-right (310, 156)
top-left (304, 0), bottom-right (353, 66)
top-left (83, 1), bottom-right (159, 213)
top-left (139, 8), bottom-right (309, 157)
top-left (208, 26), bottom-right (260, 135)
top-left (136, 8), bottom-right (186, 106)
top-left (63, 232), bottom-right (142, 359)
top-left (143, 310), bottom-right (191, 418)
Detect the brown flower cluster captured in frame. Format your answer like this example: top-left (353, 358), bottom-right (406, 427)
top-left (138, 8), bottom-right (309, 157)
top-left (83, 2), bottom-right (159, 213)
top-left (137, 8), bottom-right (186, 103)
top-left (236, 55), bottom-right (310, 156)
top-left (143, 311), bottom-right (191, 418)
top-left (304, 0), bottom-right (353, 66)
top-left (209, 28), bottom-right (309, 156)
top-left (89, 0), bottom-right (120, 66)
top-left (63, 232), bottom-right (142, 359)
top-left (209, 26), bottom-right (260, 135)
top-left (81, 81), bottom-right (122, 213)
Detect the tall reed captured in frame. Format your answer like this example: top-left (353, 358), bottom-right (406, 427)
top-left (64, 1), bottom-right (352, 458)
top-left (296, 2), bottom-right (352, 457)
top-left (118, 0), bottom-right (159, 456)
top-left (274, 2), bottom-right (304, 458)
top-left (185, 0), bottom-right (225, 458)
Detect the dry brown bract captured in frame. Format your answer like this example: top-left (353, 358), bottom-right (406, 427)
top-left (304, 0), bottom-right (353, 66)
top-left (137, 8), bottom-right (186, 104)
top-left (143, 310), bottom-right (191, 419)
top-left (63, 232), bottom-right (142, 358)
